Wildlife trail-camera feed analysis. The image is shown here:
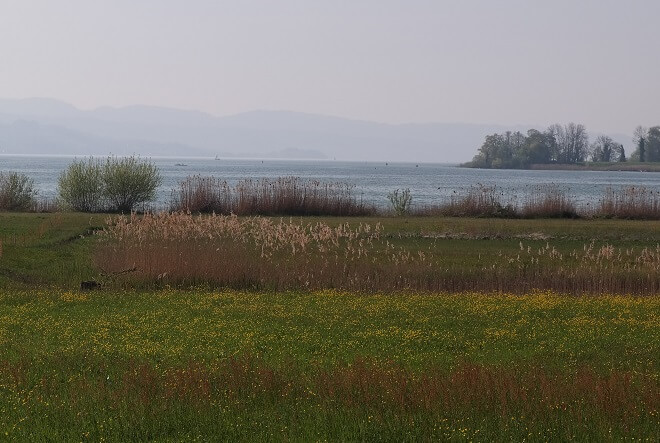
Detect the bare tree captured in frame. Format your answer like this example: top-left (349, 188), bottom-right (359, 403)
top-left (617, 144), bottom-right (626, 162)
top-left (646, 126), bottom-right (660, 162)
top-left (633, 126), bottom-right (647, 162)
top-left (551, 123), bottom-right (588, 163)
top-left (590, 135), bottom-right (616, 162)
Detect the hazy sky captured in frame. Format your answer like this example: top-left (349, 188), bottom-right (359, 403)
top-left (1, 0), bottom-right (658, 134)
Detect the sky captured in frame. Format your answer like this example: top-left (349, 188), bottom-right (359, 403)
top-left (0, 0), bottom-right (659, 134)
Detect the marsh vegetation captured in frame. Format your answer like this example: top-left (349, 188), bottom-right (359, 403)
top-left (0, 206), bottom-right (658, 441)
top-left (95, 211), bottom-right (660, 294)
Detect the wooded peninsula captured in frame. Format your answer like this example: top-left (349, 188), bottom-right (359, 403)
top-left (463, 124), bottom-right (660, 170)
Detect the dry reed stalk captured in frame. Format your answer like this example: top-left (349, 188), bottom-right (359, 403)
top-left (413, 184), bottom-right (515, 218)
top-left (95, 213), bottom-right (660, 294)
top-left (595, 186), bottom-right (660, 219)
top-left (415, 185), bottom-right (659, 220)
top-left (170, 176), bottom-right (375, 216)
top-left (445, 184), bottom-right (515, 217)
top-left (521, 185), bottom-right (578, 218)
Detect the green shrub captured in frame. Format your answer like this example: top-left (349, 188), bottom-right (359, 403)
top-left (102, 157), bottom-right (161, 213)
top-left (57, 158), bottom-right (104, 212)
top-left (388, 188), bottom-right (412, 216)
top-left (0, 172), bottom-right (37, 211)
top-left (58, 156), bottom-right (161, 213)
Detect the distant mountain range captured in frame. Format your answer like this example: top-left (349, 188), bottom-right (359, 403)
top-left (0, 98), bottom-right (631, 163)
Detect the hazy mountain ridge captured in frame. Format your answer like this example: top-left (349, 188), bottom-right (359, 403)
top-left (0, 98), bottom-right (629, 162)
top-left (0, 118), bottom-right (208, 157)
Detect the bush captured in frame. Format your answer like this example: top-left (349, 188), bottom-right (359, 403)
top-left (169, 175), bottom-right (232, 214)
top-left (58, 156), bottom-right (161, 213)
top-left (58, 158), bottom-right (104, 212)
top-left (103, 157), bottom-right (161, 213)
top-left (0, 172), bottom-right (37, 211)
top-left (388, 188), bottom-right (412, 216)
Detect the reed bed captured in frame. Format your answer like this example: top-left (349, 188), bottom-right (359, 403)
top-left (416, 184), bottom-right (516, 217)
top-left (595, 186), bottom-right (660, 219)
top-left (416, 185), bottom-right (659, 219)
top-left (97, 212), bottom-right (384, 290)
top-left (170, 175), bottom-right (375, 216)
top-left (520, 185), bottom-right (579, 218)
top-left (96, 212), bottom-right (660, 294)
top-left (414, 184), bottom-right (576, 218)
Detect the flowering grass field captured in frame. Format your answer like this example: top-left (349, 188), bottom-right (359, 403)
top-left (0, 290), bottom-right (658, 441)
top-left (0, 213), bottom-right (658, 440)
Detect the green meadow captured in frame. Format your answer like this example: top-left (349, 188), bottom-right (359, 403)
top-left (0, 213), bottom-right (658, 441)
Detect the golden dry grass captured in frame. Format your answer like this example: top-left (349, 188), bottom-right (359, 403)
top-left (96, 212), bottom-right (660, 294)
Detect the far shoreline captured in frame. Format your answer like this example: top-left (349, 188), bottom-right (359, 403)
top-left (527, 162), bottom-right (660, 172)
top-left (461, 162), bottom-right (660, 172)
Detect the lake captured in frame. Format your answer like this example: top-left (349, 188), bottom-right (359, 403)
top-left (1, 155), bottom-right (659, 210)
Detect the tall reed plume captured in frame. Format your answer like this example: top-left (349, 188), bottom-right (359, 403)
top-left (96, 212), bottom-right (660, 294)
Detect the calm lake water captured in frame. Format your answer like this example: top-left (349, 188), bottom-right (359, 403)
top-left (1, 155), bottom-right (659, 210)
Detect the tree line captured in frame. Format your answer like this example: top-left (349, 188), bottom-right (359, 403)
top-left (464, 124), bottom-right (660, 169)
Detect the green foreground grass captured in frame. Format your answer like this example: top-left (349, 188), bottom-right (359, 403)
top-left (0, 290), bottom-right (658, 441)
top-left (0, 213), bottom-right (658, 441)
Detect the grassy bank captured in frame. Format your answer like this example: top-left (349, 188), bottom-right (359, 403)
top-left (0, 289), bottom-right (658, 441)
